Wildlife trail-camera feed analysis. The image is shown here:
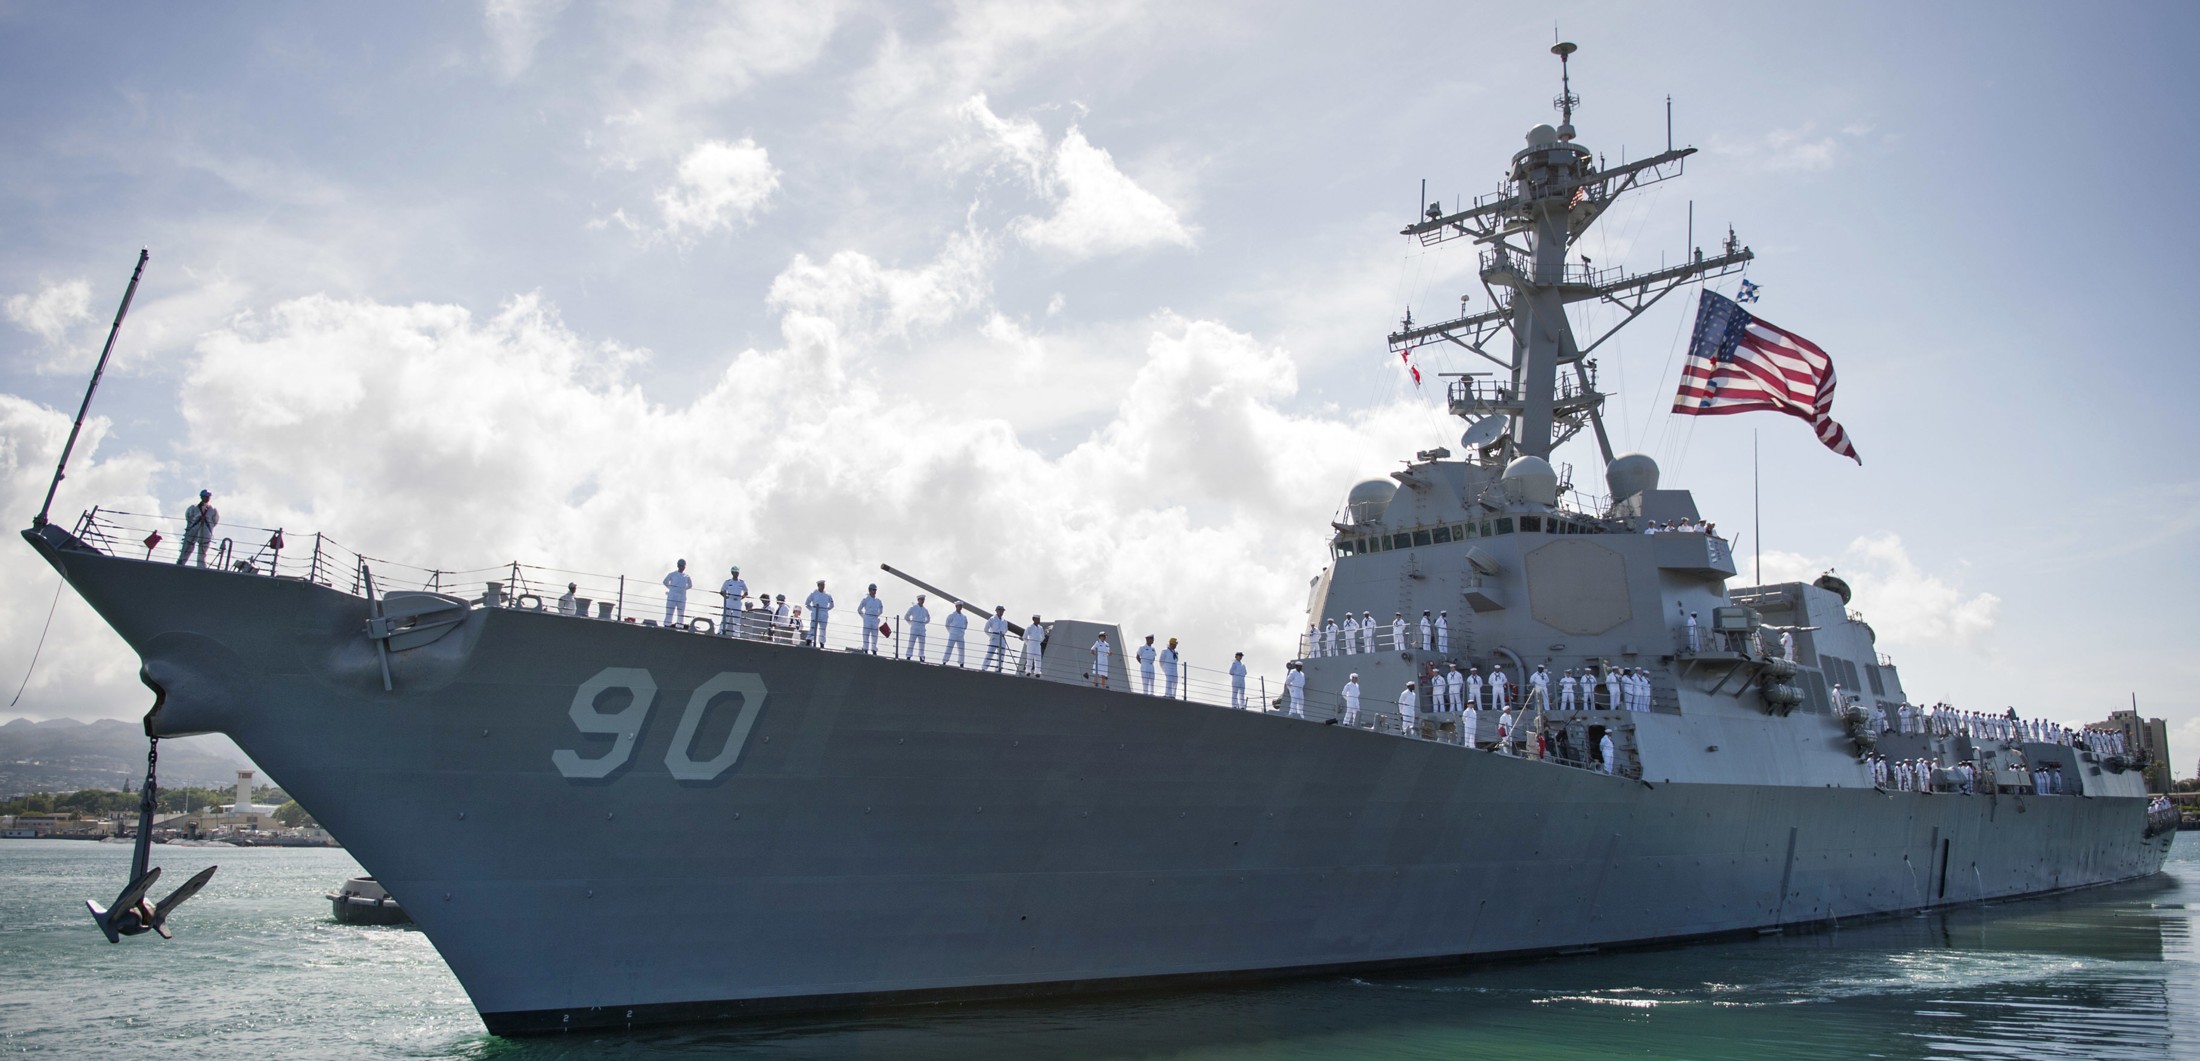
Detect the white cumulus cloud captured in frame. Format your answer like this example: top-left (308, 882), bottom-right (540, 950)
top-left (5, 279), bottom-right (93, 346)
top-left (1758, 532), bottom-right (2000, 649)
top-left (961, 96), bottom-right (1195, 260)
top-left (654, 138), bottom-right (780, 239)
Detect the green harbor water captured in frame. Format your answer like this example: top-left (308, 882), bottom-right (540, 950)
top-left (2, 835), bottom-right (2195, 1059)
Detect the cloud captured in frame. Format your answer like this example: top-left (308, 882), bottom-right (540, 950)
top-left (0, 395), bottom-right (166, 721)
top-left (78, 241), bottom-right (1427, 723)
top-left (653, 138), bottom-right (780, 239)
top-left (483, 0), bottom-right (569, 80)
top-left (1758, 532), bottom-right (2000, 648)
top-left (1706, 124), bottom-right (1856, 174)
top-left (766, 228), bottom-right (994, 347)
top-left (5, 279), bottom-right (93, 346)
top-left (589, 1), bottom-right (844, 166)
top-left (961, 96), bottom-right (1194, 260)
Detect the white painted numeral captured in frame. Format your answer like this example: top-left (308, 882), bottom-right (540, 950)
top-left (664, 673), bottom-right (768, 782)
top-left (552, 667), bottom-right (657, 779)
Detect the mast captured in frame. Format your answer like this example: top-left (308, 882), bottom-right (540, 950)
top-left (1390, 44), bottom-right (1752, 466)
top-left (34, 249), bottom-right (149, 528)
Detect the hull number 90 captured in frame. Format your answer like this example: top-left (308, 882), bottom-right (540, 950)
top-left (551, 667), bottom-right (768, 782)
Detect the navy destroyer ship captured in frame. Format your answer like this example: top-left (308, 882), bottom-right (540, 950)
top-left (25, 45), bottom-right (2169, 1034)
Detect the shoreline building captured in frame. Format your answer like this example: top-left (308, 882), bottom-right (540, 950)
top-left (2095, 710), bottom-right (2172, 793)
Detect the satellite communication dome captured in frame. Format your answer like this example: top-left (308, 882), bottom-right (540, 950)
top-left (1525, 124), bottom-right (1559, 146)
top-left (1501, 456), bottom-right (1559, 506)
top-left (1345, 480), bottom-right (1395, 525)
top-left (1605, 453), bottom-right (1660, 502)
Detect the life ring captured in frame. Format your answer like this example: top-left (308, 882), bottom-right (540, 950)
top-left (516, 594), bottom-right (544, 611)
top-left (689, 617), bottom-right (714, 635)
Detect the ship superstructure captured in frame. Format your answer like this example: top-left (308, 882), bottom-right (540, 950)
top-left (22, 45), bottom-right (2169, 1036)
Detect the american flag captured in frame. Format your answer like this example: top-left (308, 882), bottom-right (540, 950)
top-left (1671, 290), bottom-right (1860, 463)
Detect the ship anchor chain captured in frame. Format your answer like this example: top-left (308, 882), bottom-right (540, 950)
top-left (85, 731), bottom-right (218, 942)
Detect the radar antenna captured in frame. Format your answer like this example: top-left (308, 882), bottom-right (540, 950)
top-left (1394, 43), bottom-right (1752, 466)
top-left (1552, 41), bottom-right (1579, 138)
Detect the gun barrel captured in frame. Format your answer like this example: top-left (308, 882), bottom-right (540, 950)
top-left (878, 563), bottom-right (1023, 636)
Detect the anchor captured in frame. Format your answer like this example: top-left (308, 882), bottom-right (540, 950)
top-left (86, 735), bottom-right (216, 942)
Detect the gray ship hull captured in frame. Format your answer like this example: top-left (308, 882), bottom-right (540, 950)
top-left (28, 529), bottom-right (2171, 1034)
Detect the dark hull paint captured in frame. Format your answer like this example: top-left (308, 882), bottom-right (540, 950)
top-left (26, 528), bottom-right (2172, 1034)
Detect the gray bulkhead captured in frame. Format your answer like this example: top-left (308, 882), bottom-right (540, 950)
top-left (1294, 454), bottom-right (1943, 789)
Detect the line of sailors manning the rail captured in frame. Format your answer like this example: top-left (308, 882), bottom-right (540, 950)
top-left (1274, 662), bottom-right (1633, 774)
top-left (1868, 754), bottom-right (2082, 797)
top-left (566, 564), bottom-right (1203, 688)
top-left (1867, 699), bottom-right (2124, 754)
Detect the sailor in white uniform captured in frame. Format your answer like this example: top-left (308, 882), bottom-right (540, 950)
top-left (1459, 694), bottom-right (1478, 747)
top-left (1444, 664), bottom-right (1464, 716)
top-left (1685, 611), bottom-right (1700, 652)
top-left (1558, 670), bottom-right (1578, 711)
top-left (1526, 665), bottom-right (1550, 709)
top-left (1495, 708), bottom-right (1515, 754)
top-left (1780, 630), bottom-right (1795, 661)
top-left (942, 603), bottom-right (968, 666)
top-left (1466, 666), bottom-right (1485, 711)
top-left (1160, 639), bottom-right (1181, 698)
top-left (1229, 653), bottom-right (1248, 708)
top-left (177, 490), bottom-right (219, 567)
top-left (662, 560), bottom-right (693, 626)
top-left (1089, 632), bottom-right (1113, 687)
top-left (982, 606), bottom-right (1009, 671)
top-left (804, 581), bottom-right (834, 647)
top-left (1600, 732), bottom-right (1616, 774)
top-left (1341, 673), bottom-right (1361, 725)
top-left (558, 582), bottom-right (578, 615)
top-left (1435, 611), bottom-right (1450, 654)
top-left (1137, 636), bottom-right (1158, 694)
top-left (1419, 611), bottom-right (1434, 651)
top-left (1021, 616), bottom-right (1046, 676)
top-left (902, 595), bottom-right (930, 659)
top-left (1359, 611), bottom-right (1376, 654)
top-left (1397, 681), bottom-right (1419, 737)
top-left (1323, 619), bottom-right (1339, 658)
top-left (719, 566), bottom-right (747, 634)
top-left (857, 584), bottom-right (885, 654)
top-left (1488, 667), bottom-right (1510, 708)
top-left (1341, 614), bottom-right (1360, 654)
top-left (1284, 662), bottom-right (1306, 718)
top-left (1390, 613), bottom-right (1407, 653)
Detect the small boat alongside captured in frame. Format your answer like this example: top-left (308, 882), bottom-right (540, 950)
top-left (328, 876), bottom-right (411, 926)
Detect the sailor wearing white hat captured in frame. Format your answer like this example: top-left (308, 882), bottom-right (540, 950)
top-left (982, 606), bottom-right (1008, 671)
top-left (942, 603), bottom-right (969, 666)
top-left (902, 594), bottom-right (930, 659)
top-left (719, 566), bottom-right (747, 633)
top-left (857, 584), bottom-right (884, 654)
top-left (804, 581), bottom-right (834, 647)
top-left (662, 560), bottom-right (692, 626)
top-left (1021, 616), bottom-right (1046, 675)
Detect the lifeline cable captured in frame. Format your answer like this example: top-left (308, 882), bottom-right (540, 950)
top-left (9, 575), bottom-right (66, 707)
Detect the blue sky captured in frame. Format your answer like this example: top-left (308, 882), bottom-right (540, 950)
top-left (3, 2), bottom-right (2197, 773)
